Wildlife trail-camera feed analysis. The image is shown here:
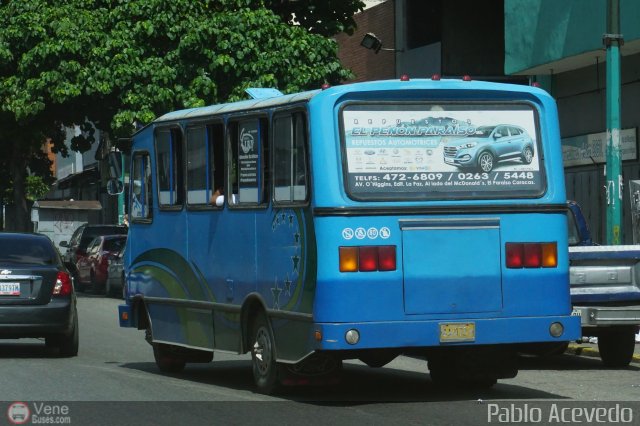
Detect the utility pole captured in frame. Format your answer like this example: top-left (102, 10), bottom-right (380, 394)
top-left (604, 0), bottom-right (623, 244)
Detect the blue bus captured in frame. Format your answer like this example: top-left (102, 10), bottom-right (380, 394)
top-left (113, 77), bottom-right (580, 393)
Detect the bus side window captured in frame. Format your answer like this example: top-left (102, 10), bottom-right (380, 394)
top-left (228, 118), bottom-right (268, 206)
top-left (155, 127), bottom-right (184, 207)
top-left (186, 123), bottom-right (225, 206)
top-left (273, 112), bottom-right (308, 203)
top-left (131, 152), bottom-right (153, 221)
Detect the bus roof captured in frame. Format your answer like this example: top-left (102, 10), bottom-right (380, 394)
top-left (149, 78), bottom-right (548, 127)
top-left (154, 90), bottom-right (320, 123)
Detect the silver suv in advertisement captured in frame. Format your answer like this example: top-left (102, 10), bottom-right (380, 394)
top-left (443, 124), bottom-right (535, 172)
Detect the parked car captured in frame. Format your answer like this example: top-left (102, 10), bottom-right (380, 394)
top-left (443, 124), bottom-right (535, 172)
top-left (76, 235), bottom-right (127, 293)
top-left (106, 247), bottom-right (126, 299)
top-left (0, 232), bottom-right (78, 356)
top-left (59, 224), bottom-right (128, 279)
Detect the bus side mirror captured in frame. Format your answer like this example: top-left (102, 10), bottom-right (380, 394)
top-left (108, 151), bottom-right (123, 179)
top-left (107, 179), bottom-right (124, 195)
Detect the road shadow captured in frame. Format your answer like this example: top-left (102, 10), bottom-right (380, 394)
top-left (0, 340), bottom-right (62, 358)
top-left (118, 359), bottom-right (569, 404)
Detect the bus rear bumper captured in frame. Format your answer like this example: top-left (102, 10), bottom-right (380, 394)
top-left (314, 315), bottom-right (581, 351)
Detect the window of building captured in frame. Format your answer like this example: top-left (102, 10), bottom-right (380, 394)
top-left (406, 0), bottom-right (442, 50)
top-left (273, 112), bottom-right (308, 204)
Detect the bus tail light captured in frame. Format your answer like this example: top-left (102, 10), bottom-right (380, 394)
top-left (339, 247), bottom-right (359, 272)
top-left (359, 246), bottom-right (378, 271)
top-left (506, 242), bottom-right (557, 268)
top-left (541, 243), bottom-right (558, 267)
top-left (378, 245), bottom-right (397, 271)
top-left (523, 243), bottom-right (541, 267)
top-left (339, 246), bottom-right (397, 272)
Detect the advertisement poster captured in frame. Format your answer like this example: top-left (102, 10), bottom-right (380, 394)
top-left (238, 120), bottom-right (260, 202)
top-left (342, 105), bottom-right (543, 197)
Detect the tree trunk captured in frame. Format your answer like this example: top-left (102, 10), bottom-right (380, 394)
top-left (10, 147), bottom-right (30, 232)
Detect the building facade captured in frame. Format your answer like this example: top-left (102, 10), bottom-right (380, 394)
top-left (337, 0), bottom-right (640, 243)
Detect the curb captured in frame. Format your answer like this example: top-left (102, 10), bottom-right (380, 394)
top-left (566, 343), bottom-right (640, 363)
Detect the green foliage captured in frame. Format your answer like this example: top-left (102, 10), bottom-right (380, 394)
top-left (0, 0), bottom-right (355, 140)
top-left (25, 174), bottom-right (51, 201)
top-left (0, 0), bottom-right (358, 225)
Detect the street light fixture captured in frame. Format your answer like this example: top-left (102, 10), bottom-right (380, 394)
top-left (360, 32), bottom-right (403, 54)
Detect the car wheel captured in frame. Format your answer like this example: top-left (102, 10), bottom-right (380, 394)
top-left (90, 270), bottom-right (104, 295)
top-left (598, 327), bottom-right (636, 367)
top-left (251, 311), bottom-right (281, 394)
top-left (521, 146), bottom-right (534, 164)
top-left (72, 270), bottom-right (85, 293)
top-left (46, 310), bottom-right (79, 357)
top-left (477, 152), bottom-right (494, 172)
top-left (105, 277), bottom-right (113, 298)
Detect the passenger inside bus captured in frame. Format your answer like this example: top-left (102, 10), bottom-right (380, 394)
top-left (210, 186), bottom-right (224, 206)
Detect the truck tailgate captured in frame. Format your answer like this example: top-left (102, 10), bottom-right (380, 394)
top-left (569, 245), bottom-right (640, 303)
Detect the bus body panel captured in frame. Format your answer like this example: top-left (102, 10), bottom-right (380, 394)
top-left (120, 79), bottom-right (580, 371)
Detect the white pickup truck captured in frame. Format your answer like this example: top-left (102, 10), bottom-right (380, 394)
top-left (568, 201), bottom-right (640, 367)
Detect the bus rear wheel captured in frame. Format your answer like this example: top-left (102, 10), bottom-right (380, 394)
top-left (251, 312), bottom-right (280, 394)
top-left (153, 343), bottom-right (186, 373)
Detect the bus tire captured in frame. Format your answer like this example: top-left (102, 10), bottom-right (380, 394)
top-left (153, 343), bottom-right (186, 373)
top-left (251, 312), bottom-right (280, 394)
top-left (598, 327), bottom-right (636, 368)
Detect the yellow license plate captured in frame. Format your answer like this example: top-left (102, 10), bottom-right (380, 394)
top-left (439, 322), bottom-right (476, 342)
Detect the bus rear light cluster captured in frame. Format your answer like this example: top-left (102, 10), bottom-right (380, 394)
top-left (339, 246), bottom-right (396, 272)
top-left (506, 242), bottom-right (557, 268)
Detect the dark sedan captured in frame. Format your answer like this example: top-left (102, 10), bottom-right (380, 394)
top-left (0, 232), bottom-right (78, 356)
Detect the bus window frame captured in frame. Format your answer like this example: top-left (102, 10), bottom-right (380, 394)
top-left (185, 118), bottom-right (226, 211)
top-left (154, 124), bottom-right (185, 212)
top-left (226, 113), bottom-right (270, 210)
top-left (338, 100), bottom-right (547, 202)
top-left (130, 150), bottom-right (153, 225)
top-left (271, 107), bottom-right (311, 207)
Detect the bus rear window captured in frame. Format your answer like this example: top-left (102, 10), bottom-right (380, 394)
top-left (341, 103), bottom-right (545, 200)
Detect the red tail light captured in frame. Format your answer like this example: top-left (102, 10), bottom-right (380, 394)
top-left (523, 243), bottom-right (542, 267)
top-left (506, 242), bottom-right (557, 268)
top-left (340, 246), bottom-right (396, 272)
top-left (358, 246), bottom-right (378, 271)
top-left (53, 271), bottom-right (73, 296)
top-left (505, 243), bottom-right (524, 268)
top-left (378, 246), bottom-right (396, 271)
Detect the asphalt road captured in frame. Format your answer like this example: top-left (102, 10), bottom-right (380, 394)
top-left (2, 295), bottom-right (640, 425)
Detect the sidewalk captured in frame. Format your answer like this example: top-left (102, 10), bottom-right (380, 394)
top-left (566, 342), bottom-right (640, 364)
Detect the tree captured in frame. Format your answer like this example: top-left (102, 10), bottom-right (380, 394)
top-left (0, 0), bottom-right (361, 231)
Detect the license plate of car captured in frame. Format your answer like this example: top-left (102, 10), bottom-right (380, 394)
top-left (0, 282), bottom-right (20, 296)
top-left (439, 322), bottom-right (475, 342)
